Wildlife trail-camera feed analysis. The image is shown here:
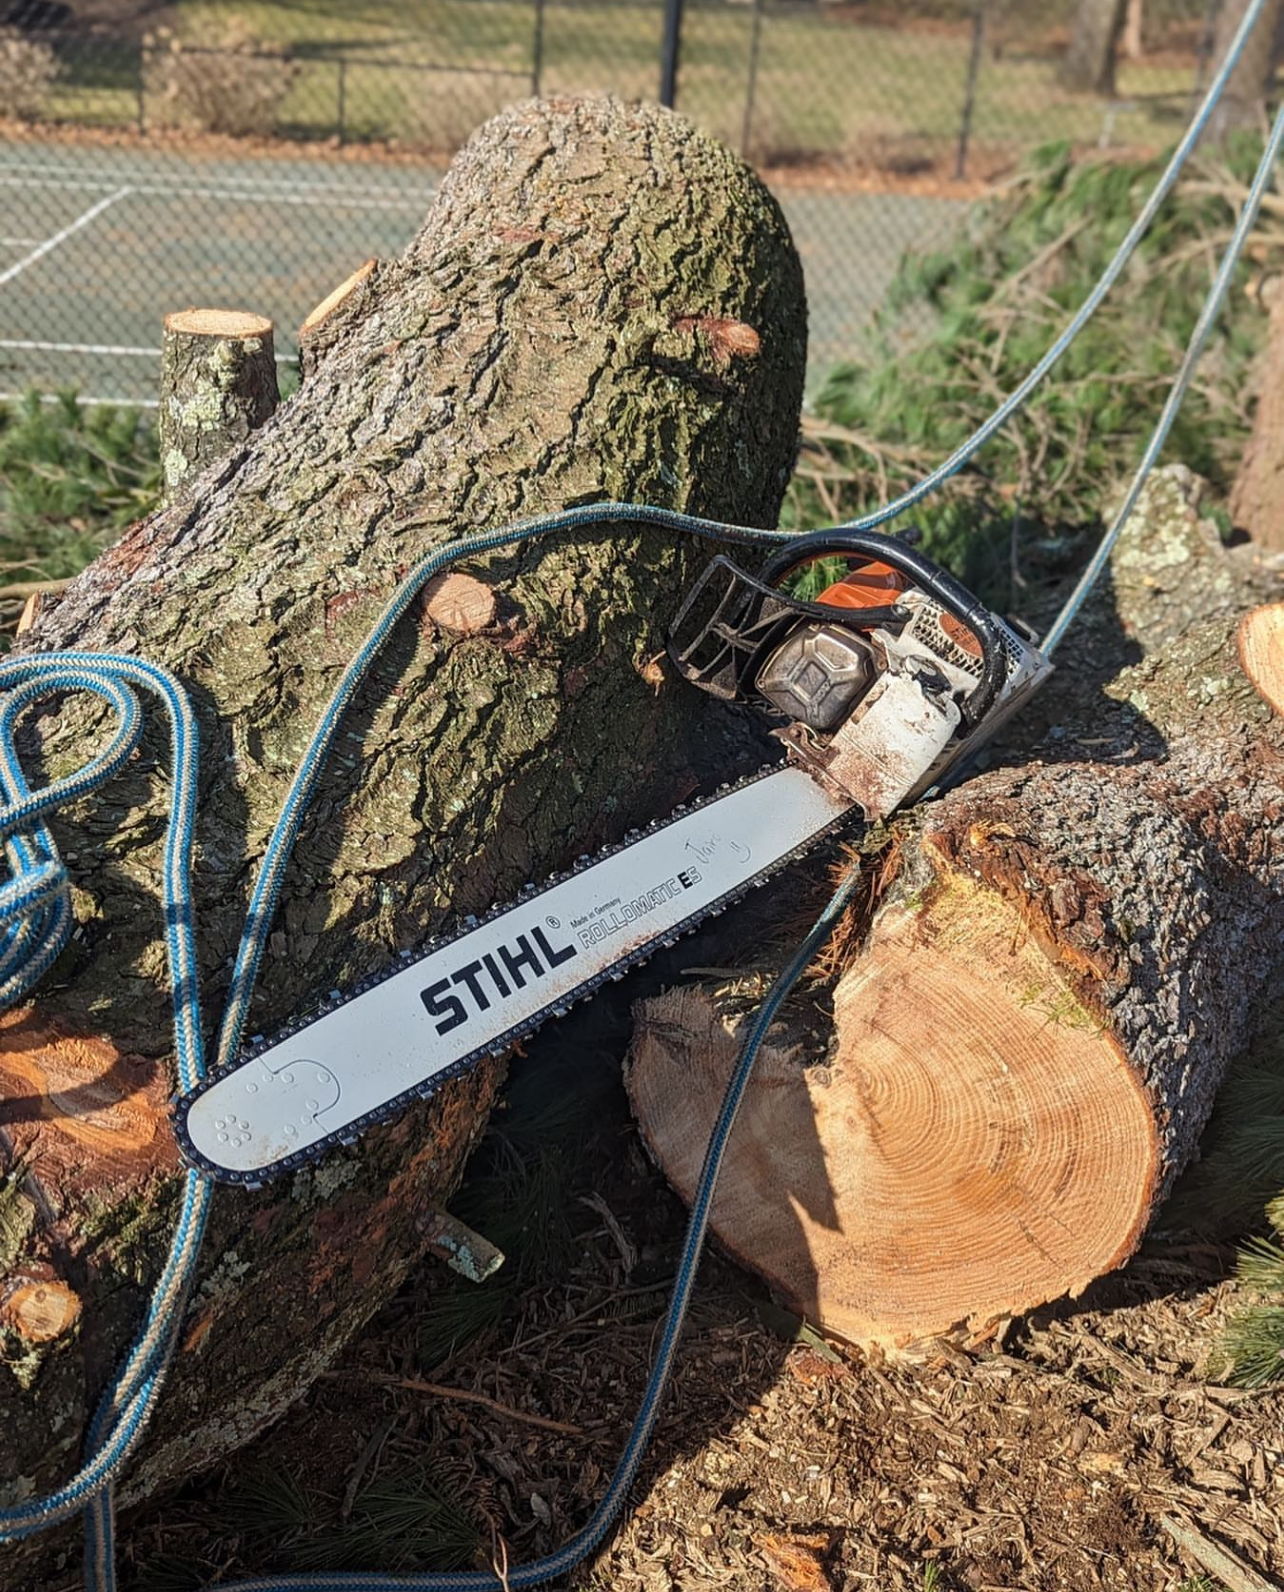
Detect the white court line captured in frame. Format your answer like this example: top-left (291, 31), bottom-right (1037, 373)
top-left (0, 174), bottom-right (423, 212)
top-left (0, 187), bottom-right (131, 288)
top-left (0, 236), bottom-right (43, 246)
top-left (0, 154), bottom-right (432, 201)
top-left (0, 389), bottom-right (159, 408)
top-left (0, 337), bottom-right (157, 356)
top-left (0, 337), bottom-right (299, 363)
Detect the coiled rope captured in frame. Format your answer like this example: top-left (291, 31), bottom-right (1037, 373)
top-left (0, 3), bottom-right (1278, 1582)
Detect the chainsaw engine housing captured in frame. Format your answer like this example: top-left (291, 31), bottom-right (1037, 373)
top-left (668, 530), bottom-right (1050, 820)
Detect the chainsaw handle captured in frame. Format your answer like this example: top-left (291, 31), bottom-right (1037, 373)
top-left (758, 529), bottom-right (1005, 725)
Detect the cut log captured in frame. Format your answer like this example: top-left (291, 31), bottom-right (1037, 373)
top-left (627, 480), bottom-right (1284, 1349)
top-left (158, 308), bottom-right (279, 502)
top-left (1238, 601), bottom-right (1284, 713)
top-left (298, 258), bottom-right (378, 381)
top-left (0, 95), bottom-right (805, 1578)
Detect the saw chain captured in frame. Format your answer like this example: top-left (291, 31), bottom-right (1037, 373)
top-left (176, 764), bottom-right (858, 1183)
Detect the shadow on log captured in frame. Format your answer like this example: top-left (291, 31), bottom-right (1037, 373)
top-left (0, 95), bottom-right (807, 1577)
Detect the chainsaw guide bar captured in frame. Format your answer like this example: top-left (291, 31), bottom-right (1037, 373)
top-left (176, 765), bottom-right (858, 1184)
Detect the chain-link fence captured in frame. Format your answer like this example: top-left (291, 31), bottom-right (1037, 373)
top-left (0, 0), bottom-right (1262, 404)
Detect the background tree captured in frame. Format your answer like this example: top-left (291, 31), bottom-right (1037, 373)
top-left (1061, 0), bottom-right (1129, 95)
top-left (1203, 0), bottom-right (1284, 141)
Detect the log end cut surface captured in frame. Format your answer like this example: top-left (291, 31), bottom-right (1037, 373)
top-left (163, 309), bottom-right (274, 340)
top-left (1238, 602), bottom-right (1284, 715)
top-left (300, 261), bottom-right (377, 336)
top-left (823, 878), bottom-right (1158, 1338)
top-left (628, 875), bottom-right (1158, 1349)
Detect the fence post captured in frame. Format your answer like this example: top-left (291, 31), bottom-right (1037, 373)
top-left (659, 0), bottom-right (684, 108)
top-left (532, 0), bottom-right (545, 97)
top-left (954, 0), bottom-right (987, 180)
top-left (740, 0), bottom-right (764, 157)
top-left (136, 38), bottom-right (146, 134)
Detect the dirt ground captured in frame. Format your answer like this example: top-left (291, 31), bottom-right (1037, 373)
top-left (61, 876), bottom-right (1280, 1592)
top-left (102, 1139), bottom-right (1283, 1592)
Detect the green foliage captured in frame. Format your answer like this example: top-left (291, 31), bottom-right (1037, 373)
top-left (287, 1466), bottom-right (478, 1572)
top-left (1217, 1193), bottom-right (1284, 1390)
top-left (788, 137), bottom-right (1279, 610)
top-left (1168, 989), bottom-right (1284, 1231)
top-left (0, 390), bottom-right (160, 585)
top-left (132, 1460), bottom-right (480, 1587)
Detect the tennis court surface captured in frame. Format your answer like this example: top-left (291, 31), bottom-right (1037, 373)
top-left (0, 136), bottom-right (963, 405)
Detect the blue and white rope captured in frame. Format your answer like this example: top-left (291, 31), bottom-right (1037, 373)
top-left (0, 2), bottom-right (1277, 1583)
top-left (0, 655), bottom-right (212, 1559)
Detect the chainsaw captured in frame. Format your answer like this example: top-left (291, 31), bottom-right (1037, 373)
top-left (176, 527), bottom-right (1050, 1184)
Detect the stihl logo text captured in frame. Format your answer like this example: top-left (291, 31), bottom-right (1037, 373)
top-left (419, 924), bottom-right (578, 1036)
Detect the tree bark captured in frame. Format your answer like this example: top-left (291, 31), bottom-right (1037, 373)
top-left (1061, 0), bottom-right (1129, 95)
top-left (1202, 0), bottom-right (1284, 143)
top-left (158, 308), bottom-right (279, 503)
top-left (0, 94), bottom-right (806, 1577)
top-left (626, 467), bottom-right (1284, 1349)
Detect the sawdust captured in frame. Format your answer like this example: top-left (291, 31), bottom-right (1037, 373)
top-left (99, 1087), bottom-right (1282, 1592)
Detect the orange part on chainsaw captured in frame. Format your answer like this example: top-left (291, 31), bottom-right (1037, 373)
top-left (816, 561), bottom-right (981, 658)
top-left (816, 560), bottom-right (908, 609)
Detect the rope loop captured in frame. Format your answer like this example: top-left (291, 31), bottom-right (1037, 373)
top-left (0, 660), bottom-right (145, 1007)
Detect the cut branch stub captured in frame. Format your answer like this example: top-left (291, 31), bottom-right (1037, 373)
top-left (0, 1279), bottom-right (81, 1345)
top-left (159, 308), bottom-right (279, 502)
top-left (421, 572), bottom-right (497, 636)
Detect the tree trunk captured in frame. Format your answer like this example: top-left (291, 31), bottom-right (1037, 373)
top-left (1061, 0), bottom-right (1129, 95)
top-left (1230, 278), bottom-right (1284, 550)
top-left (0, 95), bottom-right (806, 1578)
top-left (1123, 0), bottom-right (1144, 59)
top-left (626, 468), bottom-right (1284, 1349)
top-left (158, 308), bottom-right (279, 503)
top-left (1202, 0), bottom-right (1284, 143)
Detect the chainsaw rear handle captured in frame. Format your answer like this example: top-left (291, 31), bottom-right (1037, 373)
top-left (758, 528), bottom-right (1007, 725)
